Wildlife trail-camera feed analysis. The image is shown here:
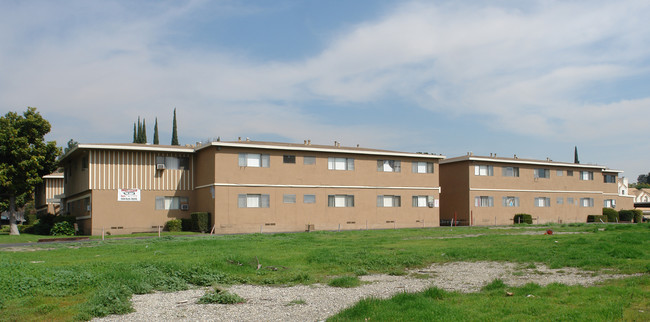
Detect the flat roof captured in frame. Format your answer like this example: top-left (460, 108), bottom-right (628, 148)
top-left (196, 140), bottom-right (445, 159)
top-left (59, 143), bottom-right (195, 162)
top-left (440, 154), bottom-right (622, 172)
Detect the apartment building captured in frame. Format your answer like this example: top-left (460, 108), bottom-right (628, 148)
top-left (58, 141), bottom-right (443, 235)
top-left (34, 171), bottom-right (65, 215)
top-left (440, 154), bottom-right (634, 226)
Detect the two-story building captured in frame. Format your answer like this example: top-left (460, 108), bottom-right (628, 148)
top-left (34, 171), bottom-right (64, 216)
top-left (440, 154), bottom-right (634, 225)
top-left (58, 140), bottom-right (444, 235)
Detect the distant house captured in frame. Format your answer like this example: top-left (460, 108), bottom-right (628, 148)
top-left (630, 188), bottom-right (650, 218)
top-left (440, 153), bottom-right (634, 226)
top-left (34, 171), bottom-right (65, 216)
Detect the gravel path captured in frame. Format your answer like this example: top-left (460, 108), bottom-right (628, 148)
top-left (95, 261), bottom-right (634, 322)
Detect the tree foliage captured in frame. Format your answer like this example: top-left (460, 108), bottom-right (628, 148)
top-left (132, 117), bottom-right (147, 144)
top-left (153, 117), bottom-right (159, 145)
top-left (171, 108), bottom-right (179, 146)
top-left (0, 107), bottom-right (61, 235)
top-left (64, 139), bottom-right (78, 154)
top-left (637, 173), bottom-right (650, 185)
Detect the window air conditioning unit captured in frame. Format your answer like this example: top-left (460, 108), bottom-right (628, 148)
top-left (427, 202), bottom-right (434, 208)
top-left (156, 163), bottom-right (165, 170)
top-left (180, 204), bottom-right (189, 211)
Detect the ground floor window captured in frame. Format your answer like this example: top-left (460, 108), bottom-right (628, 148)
top-left (534, 197), bottom-right (551, 207)
top-left (580, 197), bottom-right (594, 208)
top-left (238, 194), bottom-right (270, 208)
top-left (155, 196), bottom-right (189, 210)
top-left (283, 194), bottom-right (296, 203)
top-left (604, 199), bottom-right (616, 208)
top-left (502, 196), bottom-right (519, 207)
top-left (377, 195), bottom-right (401, 207)
top-left (412, 196), bottom-right (433, 207)
top-left (328, 195), bottom-right (354, 207)
top-left (474, 196), bottom-right (494, 207)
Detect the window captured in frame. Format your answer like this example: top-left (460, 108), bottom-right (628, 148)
top-left (156, 156), bottom-right (190, 170)
top-left (534, 197), bottom-right (551, 207)
top-left (604, 199), bottom-right (616, 208)
top-left (556, 170), bottom-right (563, 176)
top-left (238, 153), bottom-right (270, 167)
top-left (82, 156), bottom-right (88, 170)
top-left (474, 196), bottom-right (494, 207)
top-left (303, 194), bottom-right (316, 204)
top-left (283, 194), bottom-right (296, 203)
top-left (502, 167), bottom-right (519, 177)
top-left (155, 196), bottom-right (189, 210)
top-left (604, 174), bottom-right (616, 183)
top-left (502, 196), bottom-right (520, 207)
top-left (328, 157), bottom-right (354, 170)
top-left (412, 162), bottom-right (434, 173)
top-left (283, 155), bottom-right (296, 164)
top-left (580, 171), bottom-right (594, 181)
top-left (534, 169), bottom-right (550, 179)
top-left (328, 195), bottom-right (354, 207)
top-left (557, 197), bottom-right (564, 205)
top-left (377, 160), bottom-right (401, 172)
top-left (567, 197), bottom-right (574, 205)
top-left (238, 194), bottom-right (270, 208)
top-left (412, 196), bottom-right (432, 207)
top-left (377, 195), bottom-right (401, 207)
top-left (474, 165), bottom-right (494, 176)
top-left (567, 170), bottom-right (574, 176)
top-left (304, 156), bottom-right (316, 165)
top-left (580, 198), bottom-right (594, 207)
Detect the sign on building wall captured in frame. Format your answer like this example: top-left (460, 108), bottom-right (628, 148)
top-left (118, 189), bottom-right (141, 201)
top-left (434, 199), bottom-right (440, 208)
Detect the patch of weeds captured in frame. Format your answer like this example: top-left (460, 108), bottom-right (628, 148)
top-left (526, 263), bottom-right (537, 269)
top-left (423, 287), bottom-right (446, 299)
top-left (286, 298), bottom-right (307, 306)
top-left (289, 272), bottom-right (312, 284)
top-left (75, 285), bottom-right (133, 320)
top-left (482, 279), bottom-right (507, 291)
top-left (197, 287), bottom-right (245, 304)
top-left (352, 268), bottom-right (369, 276)
top-left (328, 276), bottom-right (361, 288)
top-left (409, 273), bottom-right (431, 279)
top-left (512, 271), bottom-right (525, 276)
top-left (388, 269), bottom-right (407, 276)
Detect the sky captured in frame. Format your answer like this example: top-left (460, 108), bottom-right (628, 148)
top-left (1, 0), bottom-right (648, 181)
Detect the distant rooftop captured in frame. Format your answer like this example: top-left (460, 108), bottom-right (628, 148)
top-left (440, 153), bottom-right (622, 172)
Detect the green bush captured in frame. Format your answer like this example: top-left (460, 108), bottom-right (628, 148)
top-left (181, 218), bottom-right (192, 231)
top-left (618, 210), bottom-right (635, 222)
top-left (0, 225), bottom-right (10, 233)
top-left (513, 214), bottom-right (532, 224)
top-left (587, 215), bottom-right (607, 223)
top-left (603, 208), bottom-right (618, 222)
top-left (165, 219), bottom-right (182, 232)
top-left (197, 287), bottom-right (245, 304)
top-left (191, 212), bottom-right (210, 233)
top-left (633, 210), bottom-right (644, 223)
top-left (50, 221), bottom-right (75, 236)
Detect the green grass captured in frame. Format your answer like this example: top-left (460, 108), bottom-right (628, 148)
top-left (0, 223), bottom-right (648, 320)
top-left (0, 231), bottom-right (203, 244)
top-left (328, 276), bottom-right (361, 288)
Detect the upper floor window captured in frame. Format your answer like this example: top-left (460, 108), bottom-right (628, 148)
top-left (283, 155), bottom-right (296, 164)
top-left (283, 194), bottom-right (296, 203)
top-left (156, 156), bottom-right (190, 170)
top-left (502, 167), bottom-right (519, 177)
top-left (534, 169), bottom-right (550, 179)
top-left (604, 174), bottom-right (616, 183)
top-left (238, 153), bottom-right (270, 168)
top-left (412, 162), bottom-right (434, 173)
top-left (580, 171), bottom-right (594, 181)
top-left (580, 197), bottom-right (594, 207)
top-left (474, 165), bottom-right (493, 176)
top-left (534, 197), bottom-right (551, 207)
top-left (557, 197), bottom-right (564, 205)
top-left (81, 156), bottom-right (88, 170)
top-left (303, 194), bottom-right (316, 204)
top-left (377, 195), bottom-right (401, 207)
top-left (238, 194), bottom-right (270, 208)
top-left (556, 170), bottom-right (563, 176)
top-left (567, 170), bottom-right (574, 176)
top-left (328, 195), bottom-right (354, 207)
top-left (378, 160), bottom-right (401, 172)
top-left (328, 157), bottom-right (354, 170)
top-left (304, 156), bottom-right (316, 165)
top-left (474, 196), bottom-right (494, 207)
top-left (567, 197), bottom-right (575, 205)
top-left (502, 196), bottom-right (519, 207)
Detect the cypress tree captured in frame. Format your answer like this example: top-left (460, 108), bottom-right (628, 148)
top-left (153, 117), bottom-right (159, 145)
top-left (171, 108), bottom-right (179, 146)
top-left (574, 146), bottom-right (579, 164)
top-left (137, 116), bottom-right (142, 143)
top-left (142, 118), bottom-right (147, 144)
top-left (133, 123), bottom-right (137, 143)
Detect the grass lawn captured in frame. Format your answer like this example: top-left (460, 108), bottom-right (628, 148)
top-left (0, 231), bottom-right (203, 244)
top-left (0, 223), bottom-right (648, 321)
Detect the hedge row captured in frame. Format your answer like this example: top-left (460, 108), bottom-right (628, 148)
top-left (165, 212), bottom-right (211, 233)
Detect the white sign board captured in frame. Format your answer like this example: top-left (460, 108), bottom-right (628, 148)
top-left (118, 189), bottom-right (141, 201)
top-left (434, 199), bottom-right (440, 208)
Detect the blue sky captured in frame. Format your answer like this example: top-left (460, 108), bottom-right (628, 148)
top-left (1, 0), bottom-right (648, 181)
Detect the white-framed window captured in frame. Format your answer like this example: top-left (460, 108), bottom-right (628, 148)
top-left (534, 169), bottom-right (550, 179)
top-left (567, 197), bottom-right (574, 205)
top-left (304, 156), bottom-right (316, 165)
top-left (328, 157), bottom-right (354, 170)
top-left (502, 196), bottom-right (519, 207)
top-left (412, 162), bottom-right (434, 173)
top-left (556, 170), bottom-right (563, 176)
top-left (603, 199), bottom-right (616, 208)
top-left (534, 197), bottom-right (551, 207)
top-left (580, 171), bottom-right (594, 181)
top-left (156, 156), bottom-right (190, 170)
top-left (328, 195), bottom-right (354, 207)
top-left (580, 197), bottom-right (594, 207)
top-left (238, 194), bottom-right (270, 208)
top-left (474, 196), bottom-right (494, 207)
top-left (238, 153), bottom-right (270, 168)
top-left (557, 197), bottom-right (564, 205)
top-left (604, 174), bottom-right (616, 183)
top-left (303, 194), bottom-right (316, 204)
top-left (412, 195), bottom-right (433, 207)
top-left (377, 160), bottom-right (401, 172)
top-left (377, 195), bottom-right (401, 207)
top-left (283, 194), bottom-right (296, 203)
top-left (474, 165), bottom-right (494, 176)
top-left (155, 196), bottom-right (189, 210)
top-left (502, 167), bottom-right (519, 177)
